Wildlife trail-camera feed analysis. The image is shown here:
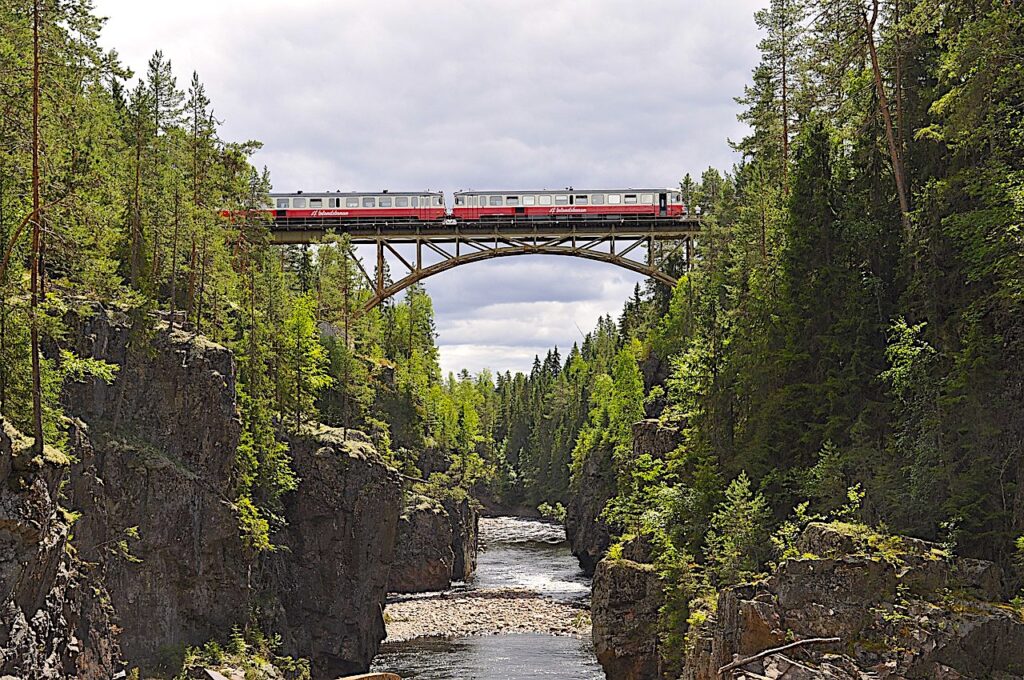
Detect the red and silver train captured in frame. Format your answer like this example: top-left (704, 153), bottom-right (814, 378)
top-left (266, 188), bottom-right (687, 225)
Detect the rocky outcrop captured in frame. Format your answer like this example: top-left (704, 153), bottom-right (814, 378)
top-left (66, 316), bottom-right (252, 671)
top-left (443, 496), bottom-right (478, 582)
top-left (684, 523), bottom-right (1024, 680)
top-left (567, 419), bottom-right (680, 575)
top-left (387, 494), bottom-right (455, 593)
top-left (591, 558), bottom-right (665, 680)
top-left (266, 426), bottom-right (402, 680)
top-left (566, 441), bottom-right (615, 575)
top-left (0, 419), bottom-right (122, 679)
top-left (387, 493), bottom-right (479, 593)
top-left (59, 308), bottom-right (402, 678)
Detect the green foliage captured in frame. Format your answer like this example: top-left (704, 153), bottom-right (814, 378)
top-left (770, 501), bottom-right (823, 563)
top-left (537, 502), bottom-right (566, 523)
top-left (703, 472), bottom-right (772, 586)
top-left (177, 627), bottom-right (310, 680)
top-left (235, 496), bottom-right (273, 553)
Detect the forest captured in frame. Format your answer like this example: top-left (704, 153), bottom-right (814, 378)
top-left (1, 0), bottom-right (1022, 647)
top-left (502, 0), bottom-right (1024, 645)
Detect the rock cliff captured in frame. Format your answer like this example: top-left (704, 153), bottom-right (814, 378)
top-left (591, 557), bottom-right (665, 680)
top-left (0, 419), bottom-right (121, 679)
top-left (265, 426), bottom-right (402, 679)
top-left (3, 307), bottom-right (404, 678)
top-left (387, 494), bottom-right (456, 593)
top-left (684, 523), bottom-right (1024, 680)
top-left (387, 493), bottom-right (479, 594)
top-left (567, 419), bottom-right (680, 575)
top-left (65, 316), bottom-right (251, 670)
top-left (591, 521), bottom-right (1024, 680)
top-left (565, 440), bottom-right (614, 576)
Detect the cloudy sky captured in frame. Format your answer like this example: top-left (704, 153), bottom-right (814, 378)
top-left (92, 0), bottom-right (763, 375)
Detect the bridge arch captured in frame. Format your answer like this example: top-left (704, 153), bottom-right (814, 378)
top-left (361, 240), bottom-right (682, 313)
top-left (268, 218), bottom-right (700, 315)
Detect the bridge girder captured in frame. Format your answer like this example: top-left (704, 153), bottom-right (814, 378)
top-left (268, 218), bottom-right (699, 315)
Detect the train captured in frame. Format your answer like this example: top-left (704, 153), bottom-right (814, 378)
top-left (266, 188), bottom-right (689, 225)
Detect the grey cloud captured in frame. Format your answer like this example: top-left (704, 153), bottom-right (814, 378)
top-left (94, 0), bottom-right (764, 374)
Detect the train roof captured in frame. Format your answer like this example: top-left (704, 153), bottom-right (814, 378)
top-left (270, 190), bottom-right (443, 197)
top-left (453, 188), bottom-right (677, 194)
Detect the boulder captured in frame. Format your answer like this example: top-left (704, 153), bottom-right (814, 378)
top-left (591, 558), bottom-right (664, 680)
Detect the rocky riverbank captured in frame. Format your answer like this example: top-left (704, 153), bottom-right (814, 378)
top-left (380, 516), bottom-right (591, 645)
top-left (384, 588), bottom-right (589, 641)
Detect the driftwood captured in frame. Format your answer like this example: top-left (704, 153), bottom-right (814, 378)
top-left (717, 637), bottom-right (841, 676)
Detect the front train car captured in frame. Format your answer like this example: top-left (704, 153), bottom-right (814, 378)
top-left (451, 189), bottom-right (685, 221)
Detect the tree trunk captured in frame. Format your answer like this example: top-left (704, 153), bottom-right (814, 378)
top-left (169, 189), bottom-right (181, 329)
top-left (864, 0), bottom-right (911, 232)
top-left (30, 0), bottom-right (44, 453)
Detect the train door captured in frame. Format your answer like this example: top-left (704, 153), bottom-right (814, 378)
top-left (658, 192), bottom-right (668, 216)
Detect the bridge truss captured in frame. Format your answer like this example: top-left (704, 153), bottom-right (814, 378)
top-left (270, 217), bottom-right (700, 313)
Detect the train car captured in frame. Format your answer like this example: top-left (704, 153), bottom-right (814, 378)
top-left (451, 189), bottom-right (686, 221)
top-left (270, 190), bottom-right (446, 225)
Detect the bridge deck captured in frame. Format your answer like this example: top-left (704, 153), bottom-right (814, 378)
top-left (269, 215), bottom-right (701, 244)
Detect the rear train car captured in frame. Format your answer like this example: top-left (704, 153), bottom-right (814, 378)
top-left (270, 191), bottom-right (446, 225)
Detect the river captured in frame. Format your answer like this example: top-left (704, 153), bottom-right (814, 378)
top-left (370, 516), bottom-right (605, 679)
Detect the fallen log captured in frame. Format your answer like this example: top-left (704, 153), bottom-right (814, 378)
top-left (717, 636), bottom-right (841, 676)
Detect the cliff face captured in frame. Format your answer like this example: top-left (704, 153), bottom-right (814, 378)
top-left (265, 427), bottom-right (402, 680)
top-left (387, 493), bottom-right (479, 594)
top-left (55, 308), bottom-right (402, 678)
top-left (0, 420), bottom-right (121, 679)
top-left (65, 316), bottom-right (251, 669)
top-left (388, 494), bottom-right (456, 593)
top-left (443, 496), bottom-right (478, 582)
top-left (591, 521), bottom-right (1024, 680)
top-left (591, 557), bottom-right (664, 680)
top-left (567, 419), bottom-right (680, 576)
top-left (565, 440), bottom-right (614, 576)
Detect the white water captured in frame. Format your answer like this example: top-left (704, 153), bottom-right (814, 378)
top-left (370, 516), bottom-right (604, 679)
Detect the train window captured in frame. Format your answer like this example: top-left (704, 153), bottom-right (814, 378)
top-left (576, 195), bottom-right (589, 205)
top-left (608, 194), bottom-right (621, 204)
top-left (489, 195), bottom-right (502, 206)
top-left (506, 196), bottom-right (519, 206)
top-left (624, 194), bottom-right (638, 204)
top-left (380, 196), bottom-right (393, 207)
top-left (592, 194), bottom-right (605, 205)
top-left (435, 197), bottom-right (443, 206)
top-left (346, 198), bottom-right (359, 208)
top-left (362, 197), bottom-right (375, 207)
top-left (672, 193), bottom-right (682, 202)
top-left (309, 198), bottom-right (322, 208)
top-left (396, 196), bottom-right (409, 207)
top-left (293, 197), bottom-right (307, 208)
top-left (411, 196), bottom-right (419, 207)
top-left (523, 195), bottom-right (536, 206)
top-left (539, 195), bottom-right (552, 205)
top-left (555, 195), bottom-right (569, 205)
top-left (455, 196), bottom-right (465, 206)
top-left (276, 198), bottom-right (289, 209)
top-left (327, 198), bottom-right (339, 208)
top-left (641, 194), bottom-right (654, 204)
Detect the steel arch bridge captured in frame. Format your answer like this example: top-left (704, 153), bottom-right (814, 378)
top-left (270, 217), bottom-right (700, 314)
